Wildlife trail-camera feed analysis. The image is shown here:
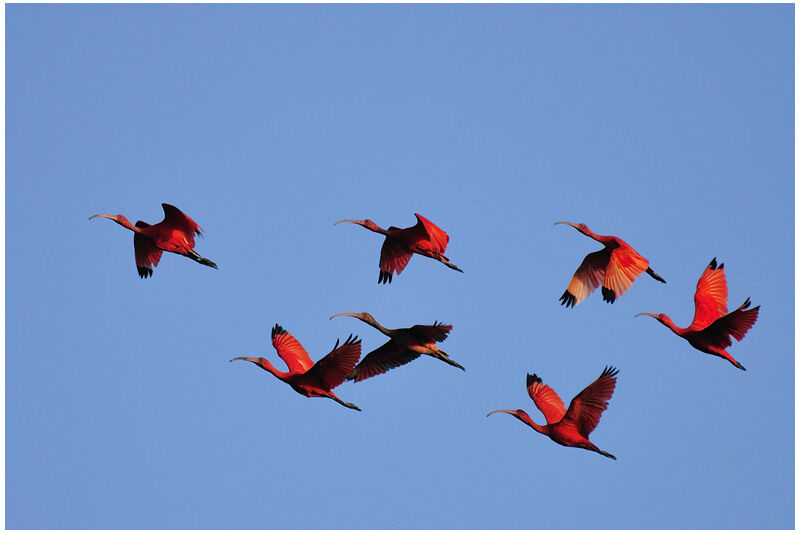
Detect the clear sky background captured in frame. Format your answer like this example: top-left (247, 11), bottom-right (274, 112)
top-left (6, 4), bottom-right (793, 529)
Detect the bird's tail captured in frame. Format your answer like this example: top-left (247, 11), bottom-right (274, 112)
top-left (186, 249), bottom-right (218, 269)
top-left (646, 267), bottom-right (666, 283)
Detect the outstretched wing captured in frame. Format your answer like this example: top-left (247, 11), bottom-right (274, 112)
top-left (408, 321), bottom-right (452, 343)
top-left (699, 298), bottom-right (760, 349)
top-left (413, 213), bottom-right (450, 253)
top-left (690, 258), bottom-right (729, 330)
top-left (161, 203), bottom-right (202, 248)
top-left (560, 249), bottom-right (609, 307)
top-left (602, 245), bottom-right (648, 303)
top-left (564, 366), bottom-right (618, 438)
top-left (527, 373), bottom-right (567, 425)
top-left (347, 339), bottom-right (421, 382)
top-left (309, 335), bottom-right (362, 390)
top-left (271, 324), bottom-right (314, 374)
top-left (133, 221), bottom-right (163, 278)
top-left (379, 235), bottom-right (413, 281)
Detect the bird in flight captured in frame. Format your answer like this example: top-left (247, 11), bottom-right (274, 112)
top-left (330, 312), bottom-right (464, 381)
top-left (488, 366), bottom-right (619, 460)
top-left (555, 221), bottom-right (665, 307)
top-left (90, 203), bottom-right (217, 278)
top-left (636, 258), bottom-right (759, 371)
top-left (335, 213), bottom-right (463, 284)
top-left (231, 324), bottom-right (362, 411)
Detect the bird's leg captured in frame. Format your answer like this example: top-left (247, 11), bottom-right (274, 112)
top-left (436, 254), bottom-right (464, 273)
top-left (645, 267), bottom-right (666, 283)
top-left (430, 350), bottom-right (466, 371)
top-left (185, 249), bottom-right (218, 269)
top-left (327, 393), bottom-right (362, 411)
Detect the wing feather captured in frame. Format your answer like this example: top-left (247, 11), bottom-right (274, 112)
top-left (564, 366), bottom-right (618, 438)
top-left (691, 258), bottom-right (729, 330)
top-left (560, 249), bottom-right (609, 307)
top-left (602, 246), bottom-right (648, 301)
top-left (161, 203), bottom-right (201, 247)
top-left (348, 340), bottom-right (421, 382)
top-left (413, 213), bottom-right (450, 253)
top-left (379, 236), bottom-right (413, 276)
top-left (527, 373), bottom-right (567, 425)
top-left (408, 322), bottom-right (452, 343)
top-left (310, 335), bottom-right (362, 390)
top-left (133, 221), bottom-right (163, 278)
top-left (271, 324), bottom-right (314, 374)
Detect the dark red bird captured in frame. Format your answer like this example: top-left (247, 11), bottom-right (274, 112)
top-left (488, 367), bottom-right (619, 460)
top-left (330, 312), bottom-right (463, 381)
top-left (637, 258), bottom-right (759, 371)
top-left (335, 213), bottom-right (462, 283)
top-left (90, 203), bottom-right (217, 278)
top-left (230, 324), bottom-right (362, 411)
top-left (555, 221), bottom-right (665, 307)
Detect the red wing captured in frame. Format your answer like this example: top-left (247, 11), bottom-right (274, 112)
top-left (564, 366), bottom-right (618, 438)
top-left (133, 221), bottom-right (163, 279)
top-left (413, 213), bottom-right (450, 253)
top-left (161, 203), bottom-right (202, 247)
top-left (408, 322), bottom-right (452, 343)
top-left (379, 236), bottom-right (413, 275)
top-left (699, 300), bottom-right (759, 348)
top-left (309, 335), bottom-right (362, 390)
top-left (526, 374), bottom-right (567, 425)
top-left (603, 245), bottom-right (648, 300)
top-left (348, 340), bottom-right (421, 382)
top-left (691, 259), bottom-right (729, 330)
top-left (562, 249), bottom-right (609, 306)
top-left (271, 324), bottom-right (314, 374)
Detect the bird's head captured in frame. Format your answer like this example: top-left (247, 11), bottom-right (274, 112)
top-left (554, 221), bottom-right (589, 234)
top-left (334, 218), bottom-right (380, 232)
top-left (330, 312), bottom-right (375, 324)
top-left (90, 213), bottom-right (133, 228)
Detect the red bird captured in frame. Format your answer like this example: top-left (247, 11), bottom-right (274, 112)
top-left (556, 221), bottom-right (665, 307)
top-left (90, 203), bottom-right (217, 278)
top-left (488, 367), bottom-right (619, 460)
top-left (636, 258), bottom-right (759, 371)
top-left (330, 312), bottom-right (464, 381)
top-left (230, 324), bottom-right (362, 411)
top-left (335, 213), bottom-right (463, 284)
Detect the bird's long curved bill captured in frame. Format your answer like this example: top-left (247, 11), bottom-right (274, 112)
top-left (333, 219), bottom-right (361, 226)
top-left (486, 409), bottom-right (516, 417)
top-left (330, 313), bottom-right (359, 320)
top-left (635, 313), bottom-right (658, 319)
top-left (89, 214), bottom-right (114, 221)
top-left (230, 356), bottom-right (257, 363)
top-left (553, 221), bottom-right (578, 228)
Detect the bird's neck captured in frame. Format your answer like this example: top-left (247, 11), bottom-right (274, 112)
top-left (517, 411), bottom-right (549, 435)
top-left (364, 317), bottom-right (393, 337)
top-left (659, 315), bottom-right (686, 336)
top-left (258, 359), bottom-right (292, 381)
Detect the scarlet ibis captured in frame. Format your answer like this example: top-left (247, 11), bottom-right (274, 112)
top-left (488, 366), bottom-right (619, 460)
top-left (330, 312), bottom-right (464, 381)
top-left (636, 258), bottom-right (759, 371)
top-left (555, 221), bottom-right (665, 307)
top-left (230, 324), bottom-right (362, 411)
top-left (334, 213), bottom-right (463, 284)
top-left (90, 203), bottom-right (217, 278)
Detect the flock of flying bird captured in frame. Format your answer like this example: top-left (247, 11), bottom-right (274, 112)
top-left (91, 203), bottom-right (760, 460)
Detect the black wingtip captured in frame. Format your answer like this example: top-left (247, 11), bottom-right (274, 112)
top-left (709, 257), bottom-right (722, 270)
top-left (601, 287), bottom-right (616, 303)
top-left (137, 266), bottom-right (153, 279)
top-left (526, 373), bottom-right (542, 387)
top-left (601, 365), bottom-right (620, 378)
top-left (559, 290), bottom-right (577, 308)
top-left (271, 324), bottom-right (286, 338)
top-left (378, 270), bottom-right (392, 284)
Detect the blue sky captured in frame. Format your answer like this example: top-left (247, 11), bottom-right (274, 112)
top-left (6, 4), bottom-right (793, 529)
